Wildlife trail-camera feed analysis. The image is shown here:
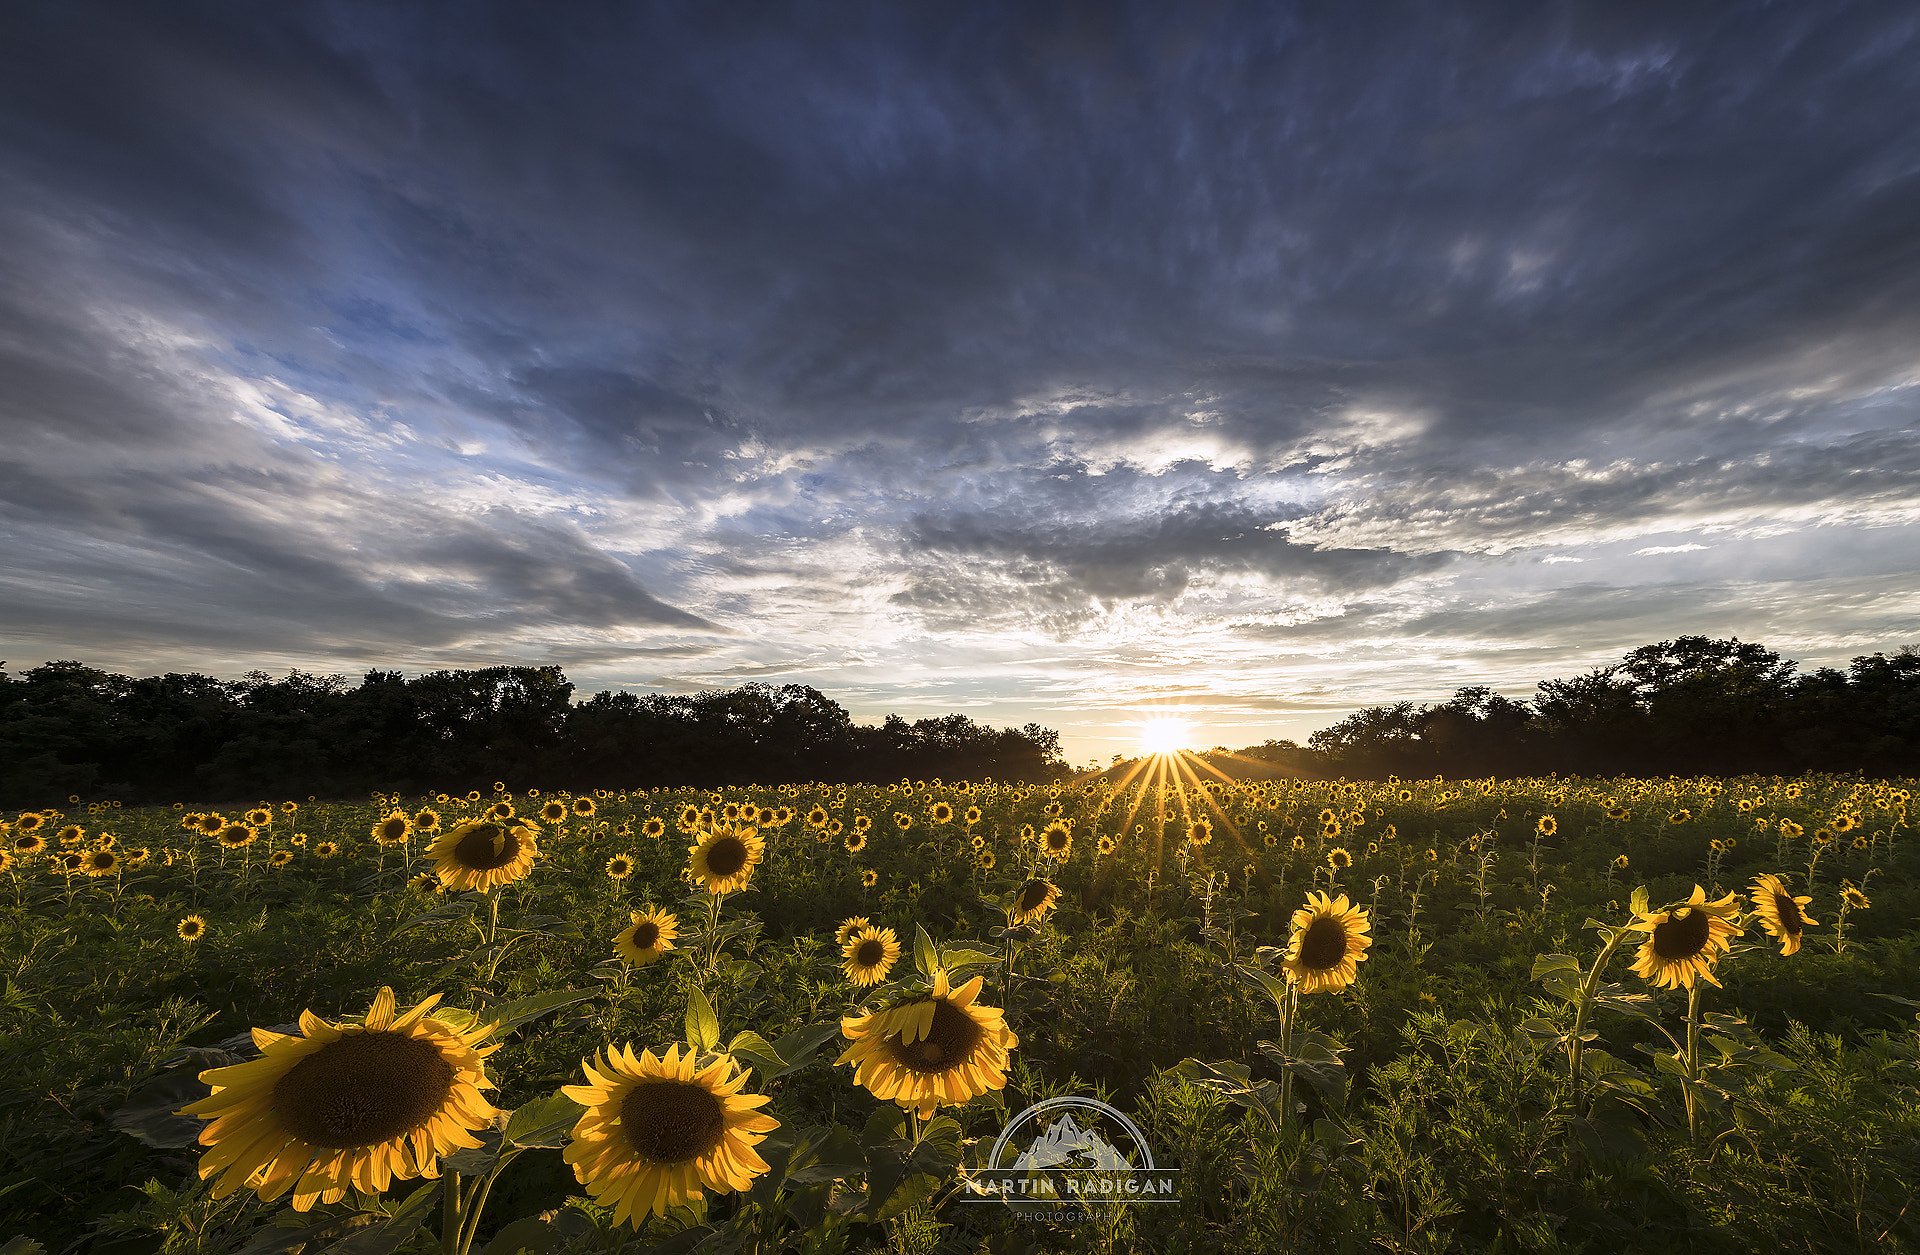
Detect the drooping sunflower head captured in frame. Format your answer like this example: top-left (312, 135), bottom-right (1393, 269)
top-left (613, 908), bottom-right (679, 966)
top-left (1281, 891), bottom-right (1373, 994)
top-left (687, 824), bottom-right (764, 895)
top-left (561, 1043), bottom-right (778, 1227)
top-left (428, 820), bottom-right (541, 892)
top-left (1009, 878), bottom-right (1061, 925)
top-left (1607, 806), bottom-right (1631, 821)
top-left (178, 987), bottom-right (500, 1211)
top-left (372, 812), bottom-right (412, 846)
top-left (1626, 885), bottom-right (1742, 990)
top-left (1041, 821), bottom-right (1073, 859)
top-left (1612, 854), bottom-right (1630, 870)
top-left (1668, 810), bottom-right (1691, 825)
top-left (1748, 873), bottom-right (1816, 956)
top-left (842, 925), bottom-right (902, 986)
top-left (1841, 885), bottom-right (1871, 911)
top-left (605, 853), bottom-right (636, 882)
top-left (836, 968), bottom-right (1019, 1119)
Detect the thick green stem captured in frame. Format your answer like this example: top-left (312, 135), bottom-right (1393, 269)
top-left (1277, 979), bottom-right (1299, 1130)
top-left (1566, 929), bottom-right (1629, 1116)
top-left (1684, 982), bottom-right (1704, 1143)
top-left (456, 1162), bottom-right (508, 1255)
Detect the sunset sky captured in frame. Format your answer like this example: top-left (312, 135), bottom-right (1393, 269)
top-left (4, 2), bottom-right (1918, 765)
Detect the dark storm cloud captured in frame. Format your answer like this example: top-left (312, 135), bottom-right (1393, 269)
top-left (4, 0), bottom-right (1920, 752)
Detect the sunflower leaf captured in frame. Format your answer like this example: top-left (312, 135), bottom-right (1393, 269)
top-left (913, 924), bottom-right (938, 978)
top-left (317, 1178), bottom-right (441, 1254)
top-left (686, 987), bottom-right (720, 1055)
top-left (936, 945), bottom-right (1000, 973)
top-left (481, 988), bottom-right (603, 1039)
top-left (1629, 885), bottom-right (1650, 917)
top-left (1257, 1034), bottom-right (1348, 1112)
top-left (771, 1021), bottom-right (844, 1079)
top-left (725, 1030), bottom-right (787, 1080)
top-left (502, 1089), bottom-right (586, 1148)
top-left (1235, 964), bottom-right (1290, 1018)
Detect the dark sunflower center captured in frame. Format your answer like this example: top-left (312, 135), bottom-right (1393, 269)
top-left (885, 1000), bottom-right (985, 1075)
top-left (621, 1079), bottom-right (727, 1163)
top-left (1651, 907), bottom-right (1711, 960)
top-left (272, 1029), bottom-right (456, 1150)
top-left (1046, 832), bottom-right (1068, 850)
top-left (705, 837), bottom-right (749, 877)
top-left (1770, 892), bottom-right (1804, 935)
top-left (453, 824), bottom-right (519, 870)
top-left (381, 820), bottom-right (406, 841)
top-left (1017, 881), bottom-right (1052, 913)
top-left (89, 852), bottom-right (115, 869)
top-left (631, 921), bottom-right (661, 948)
top-left (855, 938), bottom-right (887, 967)
top-left (1297, 915), bottom-right (1350, 971)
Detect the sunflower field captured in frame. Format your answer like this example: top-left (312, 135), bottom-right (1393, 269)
top-left (2, 772), bottom-right (1917, 1254)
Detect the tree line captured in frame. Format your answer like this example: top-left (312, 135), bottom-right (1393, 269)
top-left (1210, 637), bottom-right (1918, 781)
top-left (0, 662), bottom-right (1067, 806)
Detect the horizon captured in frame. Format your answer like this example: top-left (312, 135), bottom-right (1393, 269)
top-left (5, 4), bottom-right (1919, 767)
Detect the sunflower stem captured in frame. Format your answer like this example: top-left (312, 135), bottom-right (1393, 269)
top-left (1277, 978), bottom-right (1299, 1129)
top-left (1683, 980), bottom-right (1704, 1143)
top-left (455, 1160), bottom-right (509, 1255)
top-left (1566, 927), bottom-right (1629, 1118)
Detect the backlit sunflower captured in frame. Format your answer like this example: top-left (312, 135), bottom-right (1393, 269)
top-left (541, 800), bottom-right (571, 824)
top-left (842, 925), bottom-right (902, 986)
top-left (412, 809), bottom-right (441, 833)
top-left (312, 841), bottom-right (339, 859)
top-left (844, 832), bottom-right (867, 855)
top-left (613, 909), bottom-right (679, 965)
top-left (688, 824), bottom-right (764, 894)
top-left (428, 820), bottom-right (541, 892)
top-left (572, 797), bottom-right (597, 818)
top-left (1626, 885), bottom-right (1742, 990)
top-left (486, 801), bottom-right (516, 822)
top-left (1280, 892), bottom-right (1373, 994)
top-left (861, 869), bottom-right (878, 888)
top-left (269, 850), bottom-right (294, 869)
top-left (372, 812), bottom-right (412, 846)
top-left (1041, 821), bottom-right (1073, 859)
top-left (1749, 874), bottom-right (1816, 956)
top-left (641, 817), bottom-right (666, 839)
top-left (409, 873), bottom-right (440, 894)
top-left (178, 915), bottom-right (207, 942)
top-left (177, 988), bottom-right (499, 1211)
top-left (1327, 847), bottom-right (1353, 871)
top-left (605, 853), bottom-right (636, 882)
top-left (1185, 819), bottom-right (1212, 848)
top-left (562, 1043), bottom-right (777, 1227)
top-left (838, 968), bottom-right (1018, 1118)
top-left (1009, 878), bottom-right (1061, 925)
top-left (244, 808), bottom-right (273, 828)
top-left (12, 832), bottom-right (47, 856)
top-left (215, 824), bottom-right (258, 850)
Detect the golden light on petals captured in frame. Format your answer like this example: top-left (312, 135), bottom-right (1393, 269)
top-left (1008, 879), bottom-right (1060, 925)
top-left (1625, 885), bottom-right (1742, 990)
top-left (176, 988), bottom-right (499, 1212)
top-left (1281, 892), bottom-right (1373, 995)
top-left (687, 824), bottom-right (764, 894)
top-left (1748, 873), bottom-right (1816, 956)
top-left (614, 909), bottom-right (679, 966)
top-left (841, 926), bottom-right (901, 986)
top-left (836, 968), bottom-right (1019, 1119)
top-left (427, 820), bottom-right (540, 892)
top-left (561, 1044), bottom-right (778, 1228)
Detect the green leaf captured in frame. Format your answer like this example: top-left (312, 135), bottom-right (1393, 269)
top-left (1629, 885), bottom-right (1649, 917)
top-left (0, 1240), bottom-right (46, 1255)
top-left (479, 1214), bottom-right (561, 1255)
top-left (502, 1089), bottom-right (585, 1148)
top-left (724, 1030), bottom-right (787, 1080)
top-left (935, 945), bottom-right (1000, 972)
top-left (1234, 964), bottom-right (1290, 1018)
top-left (480, 988), bottom-right (602, 1039)
top-left (502, 914), bottom-right (582, 939)
top-left (1256, 1034), bottom-right (1348, 1112)
top-left (1170, 1058), bottom-right (1283, 1127)
top-left (685, 987), bottom-right (720, 1055)
top-left (1529, 953), bottom-right (1582, 980)
top-left (913, 923), bottom-right (938, 978)
top-left (771, 1021), bottom-right (844, 1079)
top-left (318, 1179), bottom-right (441, 1255)
top-left (1589, 982), bottom-right (1659, 1024)
top-left (398, 900), bottom-right (478, 932)
top-left (233, 1215), bottom-right (377, 1255)
top-left (1516, 1017), bottom-right (1568, 1052)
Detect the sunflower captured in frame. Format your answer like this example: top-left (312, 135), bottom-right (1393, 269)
top-left (539, 800), bottom-right (569, 824)
top-left (964, 806), bottom-right (982, 826)
top-left (1018, 824), bottom-right (1036, 844)
top-left (1832, 813), bottom-right (1858, 834)
top-left (482, 801), bottom-right (515, 823)
top-left (687, 824), bottom-right (764, 895)
top-left (844, 832), bottom-right (867, 855)
top-left (1612, 854), bottom-right (1630, 870)
top-left (312, 841), bottom-right (339, 859)
top-left (412, 808), bottom-right (441, 833)
top-left (1397, 789), bottom-right (1414, 803)
top-left (978, 851), bottom-right (996, 871)
top-left (56, 825), bottom-right (85, 844)
top-left (894, 813), bottom-right (914, 832)
top-left (842, 926), bottom-right (902, 986)
top-left (1327, 847), bottom-right (1353, 871)
top-left (613, 909), bottom-right (679, 965)
top-left (14, 813), bottom-right (45, 834)
top-left (572, 797), bottom-right (597, 818)
top-left (428, 820), bottom-right (541, 892)
top-left (1748, 874), bottom-right (1816, 956)
top-left (605, 853), bottom-right (636, 882)
top-left (282, 800), bottom-right (300, 814)
top-left (1009, 879), bottom-right (1061, 925)
top-left (177, 988), bottom-right (500, 1211)
top-left (1041, 821), bottom-right (1073, 860)
top-left (1185, 819), bottom-right (1212, 848)
top-left (372, 812), bottom-right (412, 846)
top-left (1291, 834), bottom-right (1307, 851)
top-left (852, 814), bottom-right (871, 833)
top-left (838, 968), bottom-right (1019, 1118)
top-left (1625, 886), bottom-right (1742, 990)
top-left (861, 869), bottom-right (879, 888)
top-left (1097, 834), bottom-right (1115, 857)
top-left (178, 915), bottom-right (208, 942)
top-left (1536, 816), bottom-right (1557, 838)
top-left (1841, 885), bottom-right (1871, 910)
top-left (12, 832), bottom-right (47, 856)
top-left (215, 824), bottom-right (259, 850)
top-left (0, 851), bottom-right (12, 875)
top-left (409, 872), bottom-right (440, 894)
top-left (196, 813), bottom-right (226, 835)
top-left (562, 1043), bottom-right (777, 1227)
top-left (125, 846), bottom-right (152, 865)
top-left (1667, 810), bottom-right (1691, 825)
top-left (1280, 892), bottom-right (1373, 994)
top-left (929, 802), bottom-right (954, 824)
top-left (269, 849), bottom-right (294, 869)
top-left (640, 817), bottom-right (666, 840)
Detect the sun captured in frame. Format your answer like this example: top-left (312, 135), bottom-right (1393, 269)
top-left (1141, 717), bottom-right (1191, 756)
